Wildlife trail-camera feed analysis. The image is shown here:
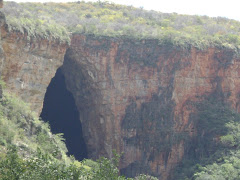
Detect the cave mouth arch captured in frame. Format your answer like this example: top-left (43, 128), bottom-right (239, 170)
top-left (40, 68), bottom-right (88, 161)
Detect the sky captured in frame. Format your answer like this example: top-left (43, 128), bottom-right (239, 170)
top-left (4, 0), bottom-right (240, 21)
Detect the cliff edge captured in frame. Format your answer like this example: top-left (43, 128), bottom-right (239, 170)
top-left (1, 1), bottom-right (240, 179)
top-left (62, 34), bottom-right (240, 179)
top-left (0, 12), bottom-right (68, 114)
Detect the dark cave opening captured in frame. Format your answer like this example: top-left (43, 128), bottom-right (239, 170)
top-left (40, 68), bottom-right (88, 161)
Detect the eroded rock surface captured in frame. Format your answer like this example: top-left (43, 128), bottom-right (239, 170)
top-left (1, 9), bottom-right (239, 177)
top-left (1, 0), bottom-right (239, 178)
top-left (63, 34), bottom-right (240, 179)
top-left (0, 24), bottom-right (68, 114)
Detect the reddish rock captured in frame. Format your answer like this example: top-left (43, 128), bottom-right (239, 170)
top-left (0, 0), bottom-right (3, 8)
top-left (0, 24), bottom-right (68, 114)
top-left (63, 34), bottom-right (240, 179)
top-left (1, 10), bottom-right (239, 177)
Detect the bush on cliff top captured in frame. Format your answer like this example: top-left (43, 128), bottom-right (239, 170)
top-left (6, 16), bottom-right (70, 43)
top-left (3, 1), bottom-right (240, 51)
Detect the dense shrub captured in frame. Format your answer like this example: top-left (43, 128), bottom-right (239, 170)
top-left (3, 1), bottom-right (240, 50)
top-left (173, 97), bottom-right (240, 180)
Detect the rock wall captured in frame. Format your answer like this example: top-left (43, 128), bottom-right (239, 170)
top-left (0, 11), bottom-right (4, 98)
top-left (0, 21), bottom-right (68, 114)
top-left (0, 0), bottom-right (3, 8)
top-left (62, 34), bottom-right (240, 179)
top-left (1, 6), bottom-right (240, 177)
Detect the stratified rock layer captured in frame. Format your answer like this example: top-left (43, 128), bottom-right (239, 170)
top-left (0, 24), bottom-right (68, 114)
top-left (63, 34), bottom-right (240, 179)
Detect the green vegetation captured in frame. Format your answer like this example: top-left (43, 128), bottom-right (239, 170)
top-left (3, 1), bottom-right (240, 51)
top-left (0, 92), bottom-right (68, 160)
top-left (0, 145), bottom-right (128, 180)
top-left (3, 1), bottom-right (240, 179)
top-left (194, 122), bottom-right (240, 180)
top-left (0, 89), bottom-right (157, 179)
top-left (174, 97), bottom-right (240, 180)
top-left (5, 15), bottom-right (70, 43)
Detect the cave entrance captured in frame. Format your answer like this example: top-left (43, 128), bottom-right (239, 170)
top-left (40, 68), bottom-right (88, 161)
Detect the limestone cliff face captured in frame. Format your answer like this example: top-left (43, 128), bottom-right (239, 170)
top-left (63, 34), bottom-right (240, 179)
top-left (0, 11), bottom-right (4, 98)
top-left (0, 21), bottom-right (68, 114)
top-left (0, 0), bottom-right (3, 8)
top-left (1, 7), bottom-right (239, 177)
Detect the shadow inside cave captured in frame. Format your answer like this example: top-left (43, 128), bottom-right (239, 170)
top-left (40, 68), bottom-right (88, 161)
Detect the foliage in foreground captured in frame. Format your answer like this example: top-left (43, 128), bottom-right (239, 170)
top-left (0, 146), bottom-right (125, 180)
top-left (0, 144), bottom-right (158, 180)
top-left (174, 97), bottom-right (240, 180)
top-left (193, 122), bottom-right (240, 180)
top-left (3, 1), bottom-right (240, 51)
top-left (0, 90), bottom-right (157, 179)
top-left (0, 91), bottom-right (68, 161)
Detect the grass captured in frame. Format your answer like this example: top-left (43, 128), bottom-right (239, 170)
top-left (2, 1), bottom-right (240, 51)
